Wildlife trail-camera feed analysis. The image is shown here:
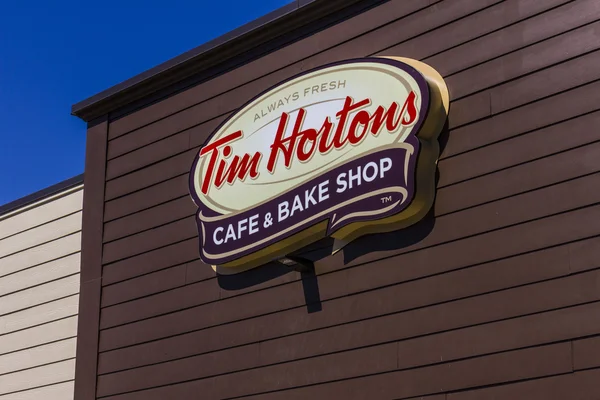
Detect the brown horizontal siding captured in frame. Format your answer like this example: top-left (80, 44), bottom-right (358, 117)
top-left (90, 1), bottom-right (600, 399)
top-left (97, 233), bottom-right (600, 369)
top-left (438, 109), bottom-right (600, 187)
top-left (103, 196), bottom-right (195, 243)
top-left (103, 175), bottom-right (189, 222)
top-left (97, 248), bottom-right (573, 373)
top-left (97, 299), bottom-right (600, 397)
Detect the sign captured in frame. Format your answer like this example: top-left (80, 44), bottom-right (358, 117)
top-left (189, 57), bottom-right (449, 274)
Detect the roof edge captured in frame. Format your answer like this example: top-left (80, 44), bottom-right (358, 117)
top-left (71, 0), bottom-right (374, 122)
top-left (0, 174), bottom-right (84, 217)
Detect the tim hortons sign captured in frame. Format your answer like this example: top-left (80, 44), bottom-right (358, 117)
top-left (189, 57), bottom-right (449, 274)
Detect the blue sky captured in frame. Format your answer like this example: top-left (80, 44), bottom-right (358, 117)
top-left (0, 0), bottom-right (290, 206)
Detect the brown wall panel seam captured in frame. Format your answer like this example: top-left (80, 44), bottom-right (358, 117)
top-left (104, 194), bottom-right (189, 224)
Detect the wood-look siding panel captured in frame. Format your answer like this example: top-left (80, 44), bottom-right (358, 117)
top-left (0, 212), bottom-right (81, 259)
top-left (0, 189), bottom-right (82, 240)
top-left (0, 316), bottom-right (77, 356)
top-left (0, 253), bottom-right (80, 297)
top-left (0, 359), bottom-right (75, 396)
top-left (0, 338), bottom-right (76, 375)
top-left (0, 232), bottom-right (81, 278)
top-left (0, 381), bottom-right (74, 400)
top-left (0, 295), bottom-right (79, 336)
top-left (0, 274), bottom-right (80, 317)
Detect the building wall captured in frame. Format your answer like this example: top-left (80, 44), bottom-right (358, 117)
top-left (0, 185), bottom-right (83, 399)
top-left (83, 0), bottom-right (600, 398)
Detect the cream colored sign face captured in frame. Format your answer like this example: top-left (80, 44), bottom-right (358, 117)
top-left (189, 57), bottom-right (449, 273)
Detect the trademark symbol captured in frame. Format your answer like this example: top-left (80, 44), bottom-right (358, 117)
top-left (381, 196), bottom-right (393, 204)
